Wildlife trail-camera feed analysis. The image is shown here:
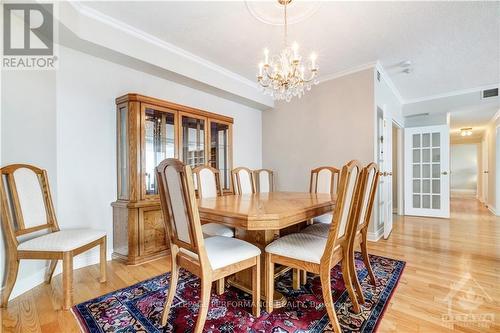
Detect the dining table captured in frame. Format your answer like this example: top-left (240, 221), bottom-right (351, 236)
top-left (198, 191), bottom-right (336, 307)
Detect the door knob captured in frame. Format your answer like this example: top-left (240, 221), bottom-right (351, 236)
top-left (484, 171), bottom-right (489, 174)
top-left (441, 171), bottom-right (448, 175)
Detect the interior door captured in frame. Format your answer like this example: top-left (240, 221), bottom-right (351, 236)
top-left (482, 135), bottom-right (488, 204)
top-left (381, 110), bottom-right (393, 239)
top-left (404, 125), bottom-right (450, 218)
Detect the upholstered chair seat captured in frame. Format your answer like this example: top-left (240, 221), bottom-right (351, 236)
top-left (17, 229), bottom-right (106, 252)
top-left (312, 213), bottom-right (333, 224)
top-left (180, 236), bottom-right (260, 270)
top-left (201, 223), bottom-right (235, 238)
top-left (301, 222), bottom-right (330, 238)
top-left (265, 233), bottom-right (340, 264)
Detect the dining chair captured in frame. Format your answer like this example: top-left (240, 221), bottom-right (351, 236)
top-left (0, 164), bottom-right (107, 310)
top-left (347, 163), bottom-right (380, 304)
top-left (253, 169), bottom-right (274, 193)
top-left (192, 165), bottom-right (234, 238)
top-left (156, 159), bottom-right (261, 331)
top-left (265, 160), bottom-right (363, 333)
top-left (231, 167), bottom-right (255, 195)
top-left (309, 166), bottom-right (340, 224)
top-left (192, 165), bottom-right (235, 294)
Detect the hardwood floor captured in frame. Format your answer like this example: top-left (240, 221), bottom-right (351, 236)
top-left (1, 197), bottom-right (499, 332)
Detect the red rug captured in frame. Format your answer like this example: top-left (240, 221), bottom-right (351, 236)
top-left (73, 253), bottom-right (405, 332)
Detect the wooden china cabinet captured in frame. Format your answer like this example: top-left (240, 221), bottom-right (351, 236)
top-left (112, 94), bottom-right (233, 264)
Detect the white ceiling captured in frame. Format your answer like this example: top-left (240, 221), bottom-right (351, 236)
top-left (83, 1), bottom-right (500, 101)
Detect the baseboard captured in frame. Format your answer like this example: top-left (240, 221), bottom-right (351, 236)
top-left (451, 189), bottom-right (477, 196)
top-left (367, 228), bottom-right (384, 242)
top-left (5, 247), bottom-right (113, 301)
top-left (488, 205), bottom-right (498, 216)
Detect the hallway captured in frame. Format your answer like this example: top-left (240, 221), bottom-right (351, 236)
top-left (370, 197), bottom-right (500, 332)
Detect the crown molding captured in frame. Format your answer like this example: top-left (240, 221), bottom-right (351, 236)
top-left (70, 2), bottom-right (260, 90)
top-left (318, 61), bottom-right (378, 84)
top-left (61, 2), bottom-right (273, 109)
top-left (375, 61), bottom-right (404, 105)
top-left (405, 84), bottom-right (499, 105)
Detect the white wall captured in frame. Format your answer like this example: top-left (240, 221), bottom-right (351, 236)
top-left (1, 70), bottom-right (58, 296)
top-left (262, 68), bottom-right (375, 192)
top-left (451, 144), bottom-right (478, 193)
top-left (1, 45), bottom-right (263, 300)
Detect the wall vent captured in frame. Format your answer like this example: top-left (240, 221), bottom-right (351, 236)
top-left (482, 88), bottom-right (498, 99)
top-left (405, 112), bottom-right (429, 118)
top-left (377, 71), bottom-right (381, 82)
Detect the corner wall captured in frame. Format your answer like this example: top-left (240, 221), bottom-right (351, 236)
top-left (262, 69), bottom-right (375, 192)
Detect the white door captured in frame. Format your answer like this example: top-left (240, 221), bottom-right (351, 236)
top-left (404, 125), bottom-right (450, 218)
top-left (377, 108), bottom-right (393, 239)
top-left (482, 136), bottom-right (488, 204)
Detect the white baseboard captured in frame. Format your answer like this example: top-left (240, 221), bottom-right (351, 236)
top-left (367, 228), bottom-right (384, 242)
top-left (451, 189), bottom-right (477, 196)
top-left (5, 247), bottom-right (112, 301)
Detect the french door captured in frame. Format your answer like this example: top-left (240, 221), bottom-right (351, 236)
top-left (377, 108), bottom-right (393, 239)
top-left (404, 125), bottom-right (450, 218)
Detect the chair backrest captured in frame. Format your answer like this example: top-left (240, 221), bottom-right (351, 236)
top-left (321, 160), bottom-right (362, 263)
top-left (0, 164), bottom-right (59, 249)
top-left (356, 163), bottom-right (379, 231)
top-left (310, 166), bottom-right (340, 195)
top-left (253, 169), bottom-right (274, 193)
top-left (156, 159), bottom-right (205, 255)
top-left (192, 165), bottom-right (222, 198)
top-left (231, 167), bottom-right (255, 195)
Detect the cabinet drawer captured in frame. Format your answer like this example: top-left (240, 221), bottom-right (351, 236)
top-left (139, 208), bottom-right (168, 255)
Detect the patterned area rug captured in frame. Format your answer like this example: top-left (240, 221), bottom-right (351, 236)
top-left (73, 253), bottom-right (405, 333)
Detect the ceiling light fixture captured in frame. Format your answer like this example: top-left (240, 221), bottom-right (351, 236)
top-left (257, 0), bottom-right (319, 102)
top-left (460, 128), bottom-right (473, 136)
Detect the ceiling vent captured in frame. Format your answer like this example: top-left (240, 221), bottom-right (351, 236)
top-left (482, 88), bottom-right (498, 99)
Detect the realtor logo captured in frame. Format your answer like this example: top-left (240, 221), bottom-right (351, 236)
top-left (2, 3), bottom-right (57, 69)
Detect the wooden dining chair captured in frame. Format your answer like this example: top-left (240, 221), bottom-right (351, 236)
top-left (265, 160), bottom-right (363, 333)
top-left (231, 167), bottom-right (255, 195)
top-left (347, 163), bottom-right (380, 304)
top-left (192, 165), bottom-right (235, 295)
top-left (0, 164), bottom-right (107, 310)
top-left (309, 166), bottom-right (341, 224)
top-left (156, 159), bottom-right (261, 331)
top-left (253, 169), bottom-right (274, 193)
top-left (192, 165), bottom-right (234, 238)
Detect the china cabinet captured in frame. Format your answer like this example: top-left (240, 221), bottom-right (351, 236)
top-left (112, 94), bottom-right (233, 264)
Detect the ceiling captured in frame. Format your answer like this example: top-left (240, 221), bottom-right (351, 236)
top-left (83, 1), bottom-right (500, 101)
top-left (450, 107), bottom-right (498, 143)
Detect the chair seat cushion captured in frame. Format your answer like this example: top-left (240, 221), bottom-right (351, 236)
top-left (202, 223), bottom-right (235, 238)
top-left (17, 229), bottom-right (106, 252)
top-left (180, 236), bottom-right (260, 270)
top-left (313, 213), bottom-right (333, 224)
top-left (265, 233), bottom-right (328, 264)
top-left (302, 223), bottom-right (330, 238)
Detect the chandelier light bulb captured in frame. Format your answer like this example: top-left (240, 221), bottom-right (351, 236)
top-left (310, 53), bottom-right (317, 69)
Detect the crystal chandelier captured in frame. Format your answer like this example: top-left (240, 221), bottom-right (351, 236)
top-left (257, 0), bottom-right (319, 102)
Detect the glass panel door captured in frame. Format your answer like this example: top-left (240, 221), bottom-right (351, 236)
top-left (181, 114), bottom-right (206, 168)
top-left (144, 108), bottom-right (176, 195)
top-left (209, 121), bottom-right (231, 190)
top-left (117, 104), bottom-right (129, 199)
top-left (405, 125), bottom-right (450, 218)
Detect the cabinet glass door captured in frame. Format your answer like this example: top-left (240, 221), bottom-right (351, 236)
top-left (209, 121), bottom-right (231, 190)
top-left (144, 108), bottom-right (176, 195)
top-left (181, 115), bottom-right (206, 168)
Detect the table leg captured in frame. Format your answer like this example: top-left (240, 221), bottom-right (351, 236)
top-left (228, 229), bottom-right (288, 308)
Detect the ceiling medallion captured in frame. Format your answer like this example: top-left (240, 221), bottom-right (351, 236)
top-left (256, 0), bottom-right (319, 102)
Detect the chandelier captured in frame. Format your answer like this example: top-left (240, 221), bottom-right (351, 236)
top-left (257, 0), bottom-right (319, 102)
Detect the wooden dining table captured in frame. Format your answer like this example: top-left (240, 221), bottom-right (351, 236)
top-left (198, 191), bottom-right (336, 306)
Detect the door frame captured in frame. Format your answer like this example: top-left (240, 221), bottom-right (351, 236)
top-left (392, 120), bottom-right (404, 216)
